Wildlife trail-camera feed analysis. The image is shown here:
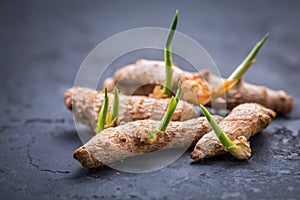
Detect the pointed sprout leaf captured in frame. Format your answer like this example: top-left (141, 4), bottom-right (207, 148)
top-left (213, 33), bottom-right (269, 99)
top-left (162, 10), bottom-right (178, 95)
top-left (157, 83), bottom-right (182, 132)
top-left (96, 87), bottom-right (109, 134)
top-left (112, 87), bottom-right (119, 121)
top-left (165, 9), bottom-right (178, 50)
top-left (109, 87), bottom-right (119, 125)
top-left (156, 96), bottom-right (177, 132)
top-left (200, 104), bottom-right (252, 160)
top-left (199, 104), bottom-right (235, 147)
top-left (175, 82), bottom-right (182, 102)
top-left (228, 33), bottom-right (269, 80)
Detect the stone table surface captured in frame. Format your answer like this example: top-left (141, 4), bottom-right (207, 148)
top-left (0, 0), bottom-right (299, 199)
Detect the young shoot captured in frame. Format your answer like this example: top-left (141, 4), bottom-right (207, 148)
top-left (157, 83), bottom-right (182, 132)
top-left (147, 83), bottom-right (182, 143)
top-left (96, 87), bottom-right (109, 134)
top-left (162, 10), bottom-right (178, 95)
top-left (199, 104), bottom-right (251, 160)
top-left (228, 33), bottom-right (269, 80)
top-left (212, 33), bottom-right (269, 98)
top-left (108, 87), bottom-right (119, 126)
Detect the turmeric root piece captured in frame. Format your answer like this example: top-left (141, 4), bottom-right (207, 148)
top-left (103, 59), bottom-right (208, 100)
top-left (203, 70), bottom-right (293, 114)
top-left (190, 103), bottom-right (276, 161)
top-left (74, 116), bottom-right (223, 168)
top-left (102, 59), bottom-right (293, 114)
top-left (64, 87), bottom-right (198, 131)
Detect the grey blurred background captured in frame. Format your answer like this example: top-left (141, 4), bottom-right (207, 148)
top-left (0, 0), bottom-right (299, 199)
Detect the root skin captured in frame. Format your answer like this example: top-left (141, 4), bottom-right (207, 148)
top-left (190, 103), bottom-right (276, 161)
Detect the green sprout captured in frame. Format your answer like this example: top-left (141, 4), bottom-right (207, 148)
top-left (174, 82), bottom-right (182, 103)
top-left (228, 33), bottom-right (269, 80)
top-left (108, 87), bottom-right (119, 126)
top-left (200, 104), bottom-right (251, 160)
top-left (162, 10), bottom-right (178, 95)
top-left (149, 132), bottom-right (155, 139)
top-left (96, 87), bottom-right (109, 134)
top-left (157, 83), bottom-right (182, 132)
top-left (147, 83), bottom-right (182, 143)
top-left (212, 33), bottom-right (269, 98)
top-left (200, 104), bottom-right (234, 147)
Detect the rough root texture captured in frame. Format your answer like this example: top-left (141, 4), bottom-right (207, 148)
top-left (102, 59), bottom-right (293, 114)
top-left (64, 87), bottom-right (199, 131)
top-left (190, 103), bottom-right (276, 161)
top-left (73, 116), bottom-right (223, 168)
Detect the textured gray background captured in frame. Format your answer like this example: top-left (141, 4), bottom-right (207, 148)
top-left (0, 0), bottom-right (299, 199)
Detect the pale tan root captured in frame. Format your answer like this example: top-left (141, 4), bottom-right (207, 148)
top-left (74, 116), bottom-right (223, 168)
top-left (64, 87), bottom-right (199, 131)
top-left (102, 59), bottom-right (293, 114)
top-left (190, 103), bottom-right (276, 161)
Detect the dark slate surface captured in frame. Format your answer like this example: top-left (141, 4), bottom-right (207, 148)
top-left (1, 0), bottom-right (300, 199)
